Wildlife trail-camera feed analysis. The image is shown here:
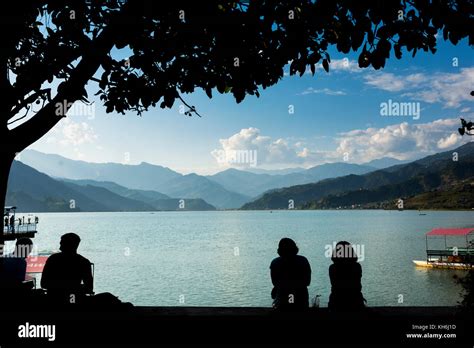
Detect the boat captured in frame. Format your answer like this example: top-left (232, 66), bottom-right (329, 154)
top-left (3, 206), bottom-right (39, 241)
top-left (413, 228), bottom-right (474, 270)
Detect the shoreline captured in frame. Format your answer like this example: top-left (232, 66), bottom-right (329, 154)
top-left (18, 208), bottom-right (474, 213)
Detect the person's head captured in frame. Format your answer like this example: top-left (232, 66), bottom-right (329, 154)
top-left (15, 238), bottom-right (33, 258)
top-left (60, 233), bottom-right (81, 253)
top-left (277, 238), bottom-right (299, 257)
top-left (331, 241), bottom-right (358, 263)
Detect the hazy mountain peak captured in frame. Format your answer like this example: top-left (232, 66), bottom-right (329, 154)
top-left (362, 157), bottom-right (408, 169)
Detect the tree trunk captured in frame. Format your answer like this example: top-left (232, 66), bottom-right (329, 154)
top-left (0, 150), bottom-right (14, 255)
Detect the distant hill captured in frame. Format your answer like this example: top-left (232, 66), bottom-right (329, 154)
top-left (61, 178), bottom-right (215, 211)
top-left (160, 173), bottom-right (250, 209)
top-left (207, 169), bottom-right (277, 198)
top-left (60, 179), bottom-right (171, 201)
top-left (62, 182), bottom-right (156, 211)
top-left (242, 142), bottom-right (474, 210)
top-left (21, 150), bottom-right (181, 190)
top-left (8, 161), bottom-right (124, 212)
top-left (303, 161), bottom-right (474, 209)
top-left (243, 167), bottom-right (305, 175)
top-left (7, 162), bottom-right (215, 212)
top-left (208, 162), bottom-right (375, 197)
top-left (362, 157), bottom-right (409, 169)
top-left (404, 181), bottom-right (474, 210)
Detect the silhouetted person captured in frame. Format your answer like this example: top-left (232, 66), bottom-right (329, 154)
top-left (10, 215), bottom-right (15, 233)
top-left (4, 216), bottom-right (8, 231)
top-left (328, 241), bottom-right (365, 311)
top-left (41, 233), bottom-right (93, 304)
top-left (270, 238), bottom-right (311, 309)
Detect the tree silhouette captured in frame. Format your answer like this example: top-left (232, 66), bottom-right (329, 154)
top-left (1, 0), bottom-right (473, 244)
top-left (458, 92), bottom-right (474, 135)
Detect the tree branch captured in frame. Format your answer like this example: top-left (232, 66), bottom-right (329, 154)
top-left (178, 95), bottom-right (202, 117)
top-left (7, 88), bottom-right (51, 121)
top-left (7, 106), bottom-right (30, 126)
top-left (8, 27), bottom-right (118, 152)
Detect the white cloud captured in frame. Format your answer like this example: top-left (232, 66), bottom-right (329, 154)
top-left (335, 118), bottom-right (470, 163)
top-left (212, 119), bottom-right (471, 169)
top-left (48, 118), bottom-right (98, 146)
top-left (299, 87), bottom-right (346, 96)
top-left (211, 128), bottom-right (302, 168)
top-left (364, 72), bottom-right (413, 92)
top-left (437, 133), bottom-right (461, 149)
top-left (325, 58), bottom-right (362, 73)
top-left (365, 68), bottom-right (473, 108)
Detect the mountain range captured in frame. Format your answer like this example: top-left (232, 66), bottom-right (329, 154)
top-left (6, 161), bottom-right (215, 212)
top-left (19, 150), bottom-right (249, 209)
top-left (207, 162), bottom-right (376, 197)
top-left (13, 146), bottom-right (458, 212)
top-left (242, 142), bottom-right (474, 210)
top-left (19, 150), bottom-right (382, 208)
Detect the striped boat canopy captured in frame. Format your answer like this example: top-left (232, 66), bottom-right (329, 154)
top-left (426, 228), bottom-right (474, 236)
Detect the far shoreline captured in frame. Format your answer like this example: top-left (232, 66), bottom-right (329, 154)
top-left (13, 208), bottom-right (474, 214)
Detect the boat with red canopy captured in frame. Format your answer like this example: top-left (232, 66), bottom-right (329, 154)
top-left (413, 228), bottom-right (474, 269)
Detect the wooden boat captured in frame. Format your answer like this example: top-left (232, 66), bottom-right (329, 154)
top-left (413, 228), bottom-right (474, 270)
top-left (413, 260), bottom-right (474, 269)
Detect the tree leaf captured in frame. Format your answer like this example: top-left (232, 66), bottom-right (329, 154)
top-left (322, 59), bottom-right (329, 73)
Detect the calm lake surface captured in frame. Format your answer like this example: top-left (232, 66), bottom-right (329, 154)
top-left (16, 210), bottom-right (474, 307)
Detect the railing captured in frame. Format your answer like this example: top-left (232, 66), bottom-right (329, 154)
top-left (2, 222), bottom-right (38, 235)
top-left (427, 249), bottom-right (473, 257)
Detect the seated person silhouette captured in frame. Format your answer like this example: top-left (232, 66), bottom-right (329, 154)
top-left (0, 237), bottom-right (33, 288)
top-left (328, 241), bottom-right (365, 311)
top-left (41, 233), bottom-right (93, 304)
top-left (270, 238), bottom-right (311, 309)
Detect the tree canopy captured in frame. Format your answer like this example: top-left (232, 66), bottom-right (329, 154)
top-left (2, 0), bottom-right (473, 154)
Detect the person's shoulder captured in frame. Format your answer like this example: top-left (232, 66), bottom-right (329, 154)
top-left (76, 254), bottom-right (91, 265)
top-left (46, 253), bottom-right (62, 261)
top-left (296, 255), bottom-right (310, 264)
top-left (270, 257), bottom-right (282, 268)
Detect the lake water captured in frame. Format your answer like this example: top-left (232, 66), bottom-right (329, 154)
top-left (13, 210), bottom-right (474, 307)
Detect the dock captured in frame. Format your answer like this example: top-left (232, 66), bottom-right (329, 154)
top-left (2, 223), bottom-right (38, 241)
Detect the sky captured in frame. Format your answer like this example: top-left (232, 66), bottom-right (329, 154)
top-left (25, 36), bottom-right (473, 175)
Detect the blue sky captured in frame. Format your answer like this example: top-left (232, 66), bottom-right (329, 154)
top-left (27, 37), bottom-right (473, 174)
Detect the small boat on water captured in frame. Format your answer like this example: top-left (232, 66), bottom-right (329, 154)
top-left (413, 228), bottom-right (474, 270)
